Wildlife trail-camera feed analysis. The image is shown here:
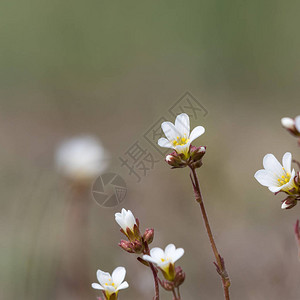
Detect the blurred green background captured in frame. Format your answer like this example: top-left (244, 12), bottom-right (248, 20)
top-left (2, 0), bottom-right (300, 299)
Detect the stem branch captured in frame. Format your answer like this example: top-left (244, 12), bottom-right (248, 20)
top-left (189, 166), bottom-right (231, 300)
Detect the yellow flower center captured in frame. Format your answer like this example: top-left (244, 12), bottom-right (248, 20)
top-left (105, 279), bottom-right (115, 287)
top-left (277, 167), bottom-right (291, 186)
top-left (172, 135), bottom-right (190, 146)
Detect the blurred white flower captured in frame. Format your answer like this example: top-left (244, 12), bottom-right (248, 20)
top-left (115, 208), bottom-right (136, 233)
top-left (91, 266), bottom-right (129, 299)
top-left (295, 115), bottom-right (300, 132)
top-left (158, 113), bottom-right (205, 157)
top-left (281, 117), bottom-right (295, 130)
top-left (254, 152), bottom-right (297, 193)
top-left (55, 135), bottom-right (109, 182)
top-left (143, 244), bottom-right (184, 281)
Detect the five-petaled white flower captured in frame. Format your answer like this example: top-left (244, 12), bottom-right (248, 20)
top-left (91, 266), bottom-right (129, 299)
top-left (115, 208), bottom-right (136, 233)
top-left (55, 135), bottom-right (109, 182)
top-left (158, 113), bottom-right (205, 157)
top-left (143, 244), bottom-right (184, 281)
top-left (254, 152), bottom-right (298, 193)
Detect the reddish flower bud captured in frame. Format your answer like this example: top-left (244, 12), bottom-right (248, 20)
top-left (119, 240), bottom-right (135, 253)
top-left (281, 196), bottom-right (298, 210)
top-left (189, 146), bottom-right (206, 169)
top-left (143, 228), bottom-right (154, 244)
top-left (173, 266), bottom-right (186, 287)
top-left (132, 240), bottom-right (144, 254)
top-left (161, 280), bottom-right (174, 291)
top-left (165, 151), bottom-right (187, 168)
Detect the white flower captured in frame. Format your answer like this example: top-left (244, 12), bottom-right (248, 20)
top-left (143, 244), bottom-right (184, 280)
top-left (158, 113), bottom-right (205, 157)
top-left (295, 115), bottom-right (300, 132)
top-left (91, 266), bottom-right (129, 299)
top-left (55, 135), bottom-right (109, 182)
top-left (115, 208), bottom-right (136, 232)
top-left (254, 152), bottom-right (298, 193)
top-left (281, 117), bottom-right (295, 130)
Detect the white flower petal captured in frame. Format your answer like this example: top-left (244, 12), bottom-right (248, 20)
top-left (295, 116), bottom-right (300, 132)
top-left (91, 283), bottom-right (104, 290)
top-left (112, 267), bottom-right (126, 287)
top-left (125, 210), bottom-right (136, 230)
top-left (282, 152), bottom-right (292, 173)
top-left (150, 247), bottom-right (165, 260)
top-left (158, 138), bottom-right (173, 149)
top-left (157, 260), bottom-right (171, 269)
top-left (189, 126), bottom-right (205, 143)
top-left (142, 254), bottom-right (158, 264)
top-left (117, 281), bottom-right (129, 291)
top-left (161, 122), bottom-right (180, 141)
top-left (175, 113), bottom-right (190, 136)
top-left (263, 154), bottom-right (284, 175)
top-left (281, 169), bottom-right (296, 191)
top-left (172, 248), bottom-right (184, 263)
top-left (165, 244), bottom-right (176, 257)
top-left (268, 185), bottom-right (282, 193)
top-left (115, 209), bottom-right (136, 231)
top-left (105, 285), bottom-right (116, 294)
top-left (254, 170), bottom-right (278, 187)
top-left (97, 270), bottom-right (111, 286)
top-left (115, 216), bottom-right (126, 231)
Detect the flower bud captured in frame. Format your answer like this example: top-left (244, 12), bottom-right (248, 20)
top-left (173, 266), bottom-right (186, 287)
top-left (143, 228), bottom-right (154, 244)
top-left (165, 151), bottom-right (187, 169)
top-left (115, 209), bottom-right (142, 241)
top-left (188, 146), bottom-right (206, 169)
top-left (281, 196), bottom-right (298, 209)
top-left (281, 117), bottom-right (300, 137)
top-left (161, 280), bottom-right (174, 291)
top-left (119, 240), bottom-right (135, 253)
top-left (132, 240), bottom-right (144, 254)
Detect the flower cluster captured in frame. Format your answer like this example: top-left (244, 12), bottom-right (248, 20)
top-left (158, 113), bottom-right (206, 168)
top-left (115, 208), bottom-right (185, 297)
top-left (91, 208), bottom-right (185, 299)
top-left (255, 116), bottom-right (300, 209)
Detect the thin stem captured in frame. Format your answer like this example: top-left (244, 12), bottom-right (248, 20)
top-left (172, 288), bottom-right (178, 300)
top-left (189, 166), bottom-right (231, 300)
top-left (149, 263), bottom-right (160, 300)
top-left (144, 241), bottom-right (160, 300)
top-left (177, 287), bottom-right (181, 300)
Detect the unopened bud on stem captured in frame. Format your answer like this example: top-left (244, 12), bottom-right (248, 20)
top-left (143, 228), bottom-right (154, 244)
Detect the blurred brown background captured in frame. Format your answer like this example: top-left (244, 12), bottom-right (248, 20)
top-left (1, 0), bottom-right (300, 299)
